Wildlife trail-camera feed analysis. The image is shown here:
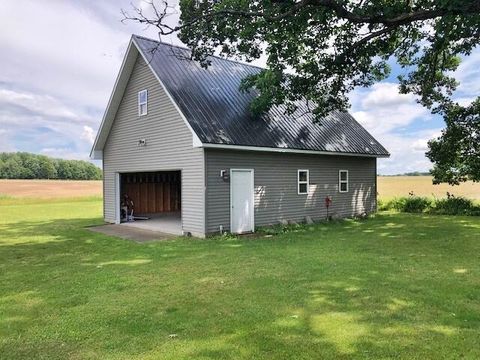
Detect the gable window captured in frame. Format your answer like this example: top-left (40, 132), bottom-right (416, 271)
top-left (298, 170), bottom-right (309, 195)
top-left (339, 170), bottom-right (349, 193)
top-left (138, 89), bottom-right (148, 116)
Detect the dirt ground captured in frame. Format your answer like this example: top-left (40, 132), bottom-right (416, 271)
top-left (378, 176), bottom-right (480, 199)
top-left (0, 180), bottom-right (102, 198)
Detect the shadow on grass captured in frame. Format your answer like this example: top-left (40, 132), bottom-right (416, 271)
top-left (0, 213), bottom-right (479, 359)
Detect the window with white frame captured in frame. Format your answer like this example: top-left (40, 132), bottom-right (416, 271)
top-left (339, 170), bottom-right (349, 192)
top-left (138, 89), bottom-right (148, 116)
top-left (298, 169), bottom-right (309, 194)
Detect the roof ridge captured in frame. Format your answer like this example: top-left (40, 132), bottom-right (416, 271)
top-left (132, 34), bottom-right (389, 157)
top-left (132, 34), bottom-right (266, 71)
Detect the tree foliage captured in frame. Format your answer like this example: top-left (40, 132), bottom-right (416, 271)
top-left (123, 0), bottom-right (480, 183)
top-left (0, 153), bottom-right (102, 180)
top-left (427, 99), bottom-right (480, 184)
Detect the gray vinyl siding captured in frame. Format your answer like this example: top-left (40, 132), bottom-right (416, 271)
top-left (205, 149), bottom-right (376, 234)
top-left (103, 54), bottom-right (205, 236)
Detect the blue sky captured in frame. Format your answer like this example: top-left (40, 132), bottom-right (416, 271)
top-left (0, 0), bottom-right (478, 174)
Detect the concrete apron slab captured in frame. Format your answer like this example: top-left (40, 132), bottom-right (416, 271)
top-left (121, 214), bottom-right (182, 235)
top-left (88, 224), bottom-right (178, 243)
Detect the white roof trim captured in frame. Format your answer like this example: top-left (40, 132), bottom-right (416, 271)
top-left (131, 36), bottom-right (203, 149)
top-left (201, 143), bottom-right (390, 158)
top-left (91, 36), bottom-right (389, 160)
top-left (90, 39), bottom-right (138, 159)
top-left (90, 36), bottom-right (203, 160)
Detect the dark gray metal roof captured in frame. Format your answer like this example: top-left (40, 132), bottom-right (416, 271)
top-left (134, 35), bottom-right (389, 157)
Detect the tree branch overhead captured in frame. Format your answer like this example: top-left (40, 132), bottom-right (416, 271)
top-left (122, 0), bottom-right (480, 183)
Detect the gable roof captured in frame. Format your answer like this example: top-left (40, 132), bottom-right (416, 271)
top-left (91, 35), bottom-right (389, 159)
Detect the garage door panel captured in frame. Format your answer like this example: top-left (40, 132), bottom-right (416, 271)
top-left (121, 171), bottom-right (181, 215)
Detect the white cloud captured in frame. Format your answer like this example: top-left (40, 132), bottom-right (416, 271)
top-left (0, 87), bottom-right (98, 161)
top-left (350, 82), bottom-right (441, 174)
top-left (0, 0), bottom-right (266, 164)
top-left (0, 0), bottom-right (473, 175)
top-left (411, 130), bottom-right (441, 152)
top-left (454, 97), bottom-right (476, 107)
top-left (0, 129), bottom-right (16, 152)
top-left (81, 125), bottom-right (95, 145)
top-left (0, 1), bottom-right (125, 108)
top-left (375, 129), bottom-right (443, 175)
top-left (455, 49), bottom-right (480, 96)
top-left (351, 83), bottom-right (431, 137)
top-left (0, 0), bottom-right (182, 109)
top-left (351, 51), bottom-right (478, 175)
top-left (351, 51), bottom-right (479, 175)
top-left (411, 138), bottom-right (429, 152)
top-left (361, 82), bottom-right (415, 108)
top-left (0, 89), bottom-right (80, 120)
top-left (0, 0), bottom-right (166, 162)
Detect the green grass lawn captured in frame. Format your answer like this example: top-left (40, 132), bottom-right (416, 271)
top-left (1, 198), bottom-right (479, 359)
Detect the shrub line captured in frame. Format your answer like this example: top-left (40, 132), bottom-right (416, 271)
top-left (378, 194), bottom-right (480, 216)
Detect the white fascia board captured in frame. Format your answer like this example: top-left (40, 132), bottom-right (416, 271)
top-left (201, 143), bottom-right (390, 158)
top-left (90, 39), bottom-right (138, 159)
top-left (91, 150), bottom-right (103, 160)
top-left (102, 36), bottom-right (389, 160)
top-left (132, 37), bottom-right (203, 149)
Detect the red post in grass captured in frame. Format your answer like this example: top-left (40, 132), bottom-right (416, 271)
top-left (325, 196), bottom-right (332, 220)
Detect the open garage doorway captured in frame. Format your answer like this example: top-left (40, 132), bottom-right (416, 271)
top-left (119, 171), bottom-right (182, 235)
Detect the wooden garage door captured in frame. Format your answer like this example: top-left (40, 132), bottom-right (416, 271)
top-left (121, 172), bottom-right (181, 214)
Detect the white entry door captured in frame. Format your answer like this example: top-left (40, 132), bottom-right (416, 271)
top-left (230, 169), bottom-right (254, 234)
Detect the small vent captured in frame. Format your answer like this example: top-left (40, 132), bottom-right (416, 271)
top-left (138, 139), bottom-right (147, 147)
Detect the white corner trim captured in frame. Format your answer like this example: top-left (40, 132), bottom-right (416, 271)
top-left (201, 143), bottom-right (389, 158)
top-left (114, 172), bottom-right (121, 224)
top-left (132, 37), bottom-right (203, 149)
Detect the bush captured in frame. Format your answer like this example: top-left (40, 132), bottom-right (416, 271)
top-left (389, 196), bottom-right (432, 213)
top-left (377, 198), bottom-right (391, 211)
top-left (378, 193), bottom-right (479, 216)
top-left (432, 196), bottom-right (475, 215)
top-left (401, 196), bottom-right (432, 213)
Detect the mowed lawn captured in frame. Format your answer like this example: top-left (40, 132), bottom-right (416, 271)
top-left (1, 199), bottom-right (480, 359)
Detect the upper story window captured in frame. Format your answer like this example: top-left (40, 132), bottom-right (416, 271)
top-left (298, 169), bottom-right (309, 195)
top-left (138, 89), bottom-right (148, 116)
top-left (339, 170), bottom-right (349, 193)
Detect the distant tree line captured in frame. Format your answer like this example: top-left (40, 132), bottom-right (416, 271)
top-left (0, 152), bottom-right (102, 180)
top-left (379, 172), bottom-right (431, 177)
top-left (401, 172), bottom-right (431, 177)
